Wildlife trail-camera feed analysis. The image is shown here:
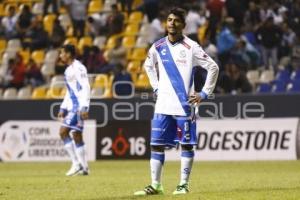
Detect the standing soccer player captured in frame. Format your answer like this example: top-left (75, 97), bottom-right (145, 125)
top-left (134, 8), bottom-right (219, 195)
top-left (57, 44), bottom-right (90, 176)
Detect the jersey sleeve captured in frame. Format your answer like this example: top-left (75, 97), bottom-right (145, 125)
top-left (143, 44), bottom-right (159, 91)
top-left (75, 67), bottom-right (90, 111)
top-left (192, 44), bottom-right (219, 96)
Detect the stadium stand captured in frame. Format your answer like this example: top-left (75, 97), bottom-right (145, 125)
top-left (0, 0), bottom-right (299, 99)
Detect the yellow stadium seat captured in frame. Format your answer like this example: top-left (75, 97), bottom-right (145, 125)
top-left (122, 36), bottom-right (136, 49)
top-left (127, 61), bottom-right (141, 73)
top-left (129, 72), bottom-right (138, 84)
top-left (102, 87), bottom-right (112, 98)
top-left (198, 22), bottom-right (208, 44)
top-left (46, 87), bottom-right (62, 99)
top-left (109, 74), bottom-right (114, 88)
top-left (31, 87), bottom-right (47, 99)
top-left (130, 48), bottom-right (147, 61)
top-left (19, 49), bottom-right (30, 64)
top-left (88, 0), bottom-right (103, 13)
top-left (0, 4), bottom-right (5, 16)
top-left (124, 24), bottom-right (139, 36)
top-left (0, 39), bottom-right (7, 53)
top-left (140, 64), bottom-right (146, 74)
top-left (105, 36), bottom-right (117, 50)
top-left (78, 36), bottom-right (93, 53)
top-left (31, 50), bottom-right (45, 65)
top-left (93, 74), bottom-right (109, 89)
top-left (64, 37), bottom-right (77, 46)
top-left (60, 87), bottom-right (67, 97)
top-left (66, 26), bottom-right (74, 37)
top-left (43, 14), bottom-right (56, 35)
top-left (135, 73), bottom-right (150, 89)
top-left (128, 11), bottom-right (143, 24)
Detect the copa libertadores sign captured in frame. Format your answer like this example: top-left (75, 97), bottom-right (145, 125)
top-left (0, 120), bottom-right (96, 162)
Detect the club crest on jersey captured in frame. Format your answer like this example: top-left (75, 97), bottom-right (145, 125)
top-left (179, 50), bottom-right (186, 58)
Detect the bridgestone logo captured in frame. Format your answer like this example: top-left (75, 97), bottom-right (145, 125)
top-left (196, 131), bottom-right (292, 151)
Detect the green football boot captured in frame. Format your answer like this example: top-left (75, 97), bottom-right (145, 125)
top-left (173, 183), bottom-right (189, 195)
top-left (134, 184), bottom-right (164, 196)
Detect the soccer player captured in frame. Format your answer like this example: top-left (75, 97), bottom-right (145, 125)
top-left (57, 44), bottom-right (90, 176)
top-left (134, 8), bottom-right (219, 195)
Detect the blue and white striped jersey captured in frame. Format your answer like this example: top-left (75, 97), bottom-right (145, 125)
top-left (60, 59), bottom-right (90, 112)
top-left (144, 36), bottom-right (219, 116)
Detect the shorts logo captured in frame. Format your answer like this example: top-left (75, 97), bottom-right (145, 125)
top-left (184, 122), bottom-right (189, 132)
top-left (184, 132), bottom-right (191, 141)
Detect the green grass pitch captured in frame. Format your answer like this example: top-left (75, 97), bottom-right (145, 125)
top-left (1, 161), bottom-right (300, 200)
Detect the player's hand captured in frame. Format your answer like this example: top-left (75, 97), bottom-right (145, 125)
top-left (80, 111), bottom-right (89, 120)
top-left (188, 93), bottom-right (202, 106)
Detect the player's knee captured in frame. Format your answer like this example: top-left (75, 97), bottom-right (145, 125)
top-left (181, 144), bottom-right (193, 151)
top-left (59, 127), bottom-right (69, 139)
top-left (151, 145), bottom-right (164, 152)
top-left (73, 132), bottom-right (83, 144)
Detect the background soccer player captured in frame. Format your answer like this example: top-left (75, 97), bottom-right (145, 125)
top-left (57, 44), bottom-right (90, 176)
top-left (134, 7), bottom-right (219, 195)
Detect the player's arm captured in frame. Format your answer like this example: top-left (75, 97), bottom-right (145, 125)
top-left (75, 67), bottom-right (90, 120)
top-left (58, 89), bottom-right (69, 120)
top-left (189, 44), bottom-right (219, 104)
top-left (143, 44), bottom-right (159, 93)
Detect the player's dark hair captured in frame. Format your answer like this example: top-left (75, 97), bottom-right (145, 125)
top-left (168, 7), bottom-right (186, 25)
top-left (62, 44), bottom-right (76, 58)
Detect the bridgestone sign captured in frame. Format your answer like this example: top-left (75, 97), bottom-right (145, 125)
top-left (166, 118), bottom-right (300, 161)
